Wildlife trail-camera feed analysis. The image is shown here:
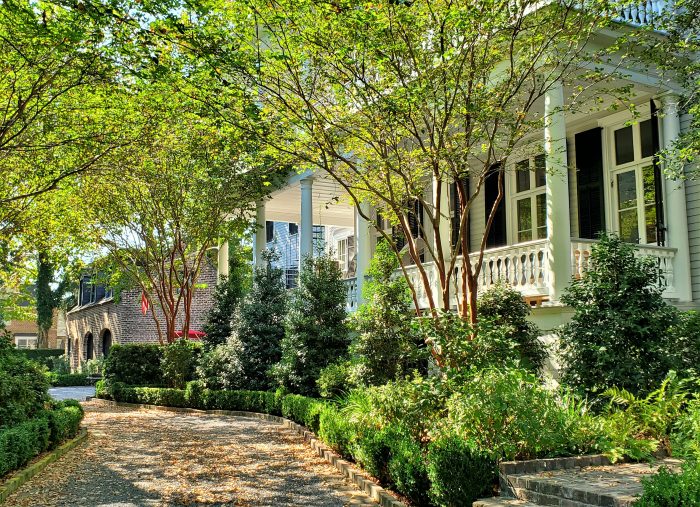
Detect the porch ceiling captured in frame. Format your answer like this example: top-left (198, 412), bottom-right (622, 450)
top-left (265, 170), bottom-right (355, 228)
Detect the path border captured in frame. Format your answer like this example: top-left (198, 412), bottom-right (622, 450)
top-left (88, 398), bottom-right (406, 507)
top-left (0, 428), bottom-right (88, 503)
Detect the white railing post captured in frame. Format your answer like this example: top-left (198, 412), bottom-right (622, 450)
top-left (661, 94), bottom-right (693, 302)
top-left (300, 177), bottom-right (314, 264)
top-left (544, 80), bottom-right (572, 302)
top-left (217, 240), bottom-right (229, 281)
top-left (355, 202), bottom-right (372, 305)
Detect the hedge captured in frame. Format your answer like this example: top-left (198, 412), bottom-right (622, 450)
top-left (45, 372), bottom-right (92, 387)
top-left (98, 384), bottom-right (495, 506)
top-left (103, 344), bottom-right (164, 386)
top-left (17, 349), bottom-right (64, 369)
top-left (0, 401), bottom-right (84, 478)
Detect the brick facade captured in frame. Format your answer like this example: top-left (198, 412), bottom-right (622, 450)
top-left (5, 309), bottom-right (66, 350)
top-left (65, 262), bottom-right (217, 370)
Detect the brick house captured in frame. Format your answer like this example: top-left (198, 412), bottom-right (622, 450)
top-left (65, 261), bottom-right (217, 370)
top-left (4, 309), bottom-right (66, 350)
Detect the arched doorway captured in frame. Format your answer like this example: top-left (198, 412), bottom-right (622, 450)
top-left (101, 329), bottom-right (112, 357)
top-left (85, 332), bottom-right (94, 360)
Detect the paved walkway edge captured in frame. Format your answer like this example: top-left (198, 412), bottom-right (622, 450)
top-left (0, 428), bottom-right (88, 504)
top-left (89, 398), bottom-right (406, 507)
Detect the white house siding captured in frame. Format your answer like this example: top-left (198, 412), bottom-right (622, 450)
top-left (681, 113), bottom-right (700, 303)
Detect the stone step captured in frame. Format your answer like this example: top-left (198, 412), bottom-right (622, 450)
top-left (473, 497), bottom-right (541, 507)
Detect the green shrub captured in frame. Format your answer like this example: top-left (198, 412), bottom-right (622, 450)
top-left (352, 425), bottom-right (394, 484)
top-left (0, 416), bottom-right (50, 477)
top-left (103, 344), bottom-right (164, 386)
top-left (195, 340), bottom-right (244, 390)
top-left (317, 360), bottom-right (355, 399)
top-left (281, 394), bottom-right (325, 432)
top-left (634, 461), bottom-right (700, 506)
top-left (668, 311), bottom-right (700, 378)
top-left (426, 434), bottom-right (496, 507)
top-left (47, 401), bottom-right (84, 448)
top-left (16, 349), bottom-right (64, 369)
top-left (45, 372), bottom-right (90, 387)
top-left (444, 367), bottom-right (579, 461)
top-left (559, 234), bottom-right (680, 398)
top-left (161, 339), bottom-right (202, 389)
top-left (184, 380), bottom-right (206, 409)
top-left (121, 387), bottom-right (188, 407)
top-left (47, 355), bottom-right (70, 374)
top-left (272, 254), bottom-right (348, 396)
top-left (388, 431), bottom-right (430, 506)
top-left (318, 405), bottom-right (357, 459)
top-left (0, 335), bottom-right (50, 428)
top-left (349, 240), bottom-right (424, 387)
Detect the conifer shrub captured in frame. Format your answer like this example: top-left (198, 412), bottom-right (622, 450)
top-left (272, 254), bottom-right (348, 396)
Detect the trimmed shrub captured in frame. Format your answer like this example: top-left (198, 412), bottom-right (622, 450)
top-left (119, 387), bottom-right (188, 407)
top-left (352, 425), bottom-right (394, 485)
top-left (426, 434), bottom-right (496, 507)
top-left (388, 432), bottom-right (431, 506)
top-left (47, 401), bottom-right (83, 448)
top-left (318, 405), bottom-right (357, 459)
top-left (634, 461), bottom-right (700, 506)
top-left (16, 349), bottom-right (64, 369)
top-left (0, 416), bottom-right (50, 477)
top-left (45, 372), bottom-right (90, 387)
top-left (281, 394), bottom-right (325, 432)
top-left (196, 339), bottom-right (244, 390)
top-left (161, 339), bottom-right (202, 389)
top-left (103, 344), bottom-right (164, 386)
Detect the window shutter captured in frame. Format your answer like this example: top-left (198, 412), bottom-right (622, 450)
top-left (650, 99), bottom-right (665, 245)
top-left (408, 200), bottom-right (424, 239)
top-left (485, 164), bottom-right (507, 248)
top-left (575, 128), bottom-right (605, 239)
top-left (451, 177), bottom-right (471, 253)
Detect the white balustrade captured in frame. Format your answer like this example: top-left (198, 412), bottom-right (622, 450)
top-left (570, 238), bottom-right (677, 297)
top-left (343, 277), bottom-right (358, 312)
top-left (611, 0), bottom-right (667, 26)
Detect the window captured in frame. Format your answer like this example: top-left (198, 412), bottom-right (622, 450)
top-left (337, 238), bottom-right (348, 269)
top-left (288, 223), bottom-right (298, 235)
top-left (265, 221), bottom-right (274, 243)
top-left (610, 117), bottom-right (661, 244)
top-left (313, 225), bottom-right (325, 251)
top-left (511, 155), bottom-right (547, 243)
top-left (14, 334), bottom-right (37, 349)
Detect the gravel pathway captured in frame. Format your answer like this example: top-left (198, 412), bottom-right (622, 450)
top-left (3, 402), bottom-right (377, 507)
top-left (48, 386), bottom-right (96, 401)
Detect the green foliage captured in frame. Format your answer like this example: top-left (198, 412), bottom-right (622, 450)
top-left (387, 430), bottom-right (431, 506)
top-left (281, 394), bottom-right (326, 433)
top-left (103, 344), bottom-right (164, 386)
top-left (350, 240), bottom-right (423, 386)
top-left (318, 405), bottom-right (358, 459)
top-left (443, 367), bottom-right (593, 461)
top-left (36, 251), bottom-right (69, 348)
top-left (196, 339), bottom-right (244, 390)
top-left (0, 416), bottom-right (50, 478)
top-left (672, 397), bottom-right (700, 459)
top-left (45, 372), bottom-right (91, 387)
top-left (426, 434), bottom-right (497, 507)
top-left (118, 387), bottom-right (188, 407)
top-left (16, 349), bottom-right (64, 369)
top-left (634, 461), bottom-right (700, 507)
top-left (667, 311), bottom-right (700, 377)
top-left (0, 334), bottom-right (50, 428)
top-left (477, 283), bottom-right (547, 372)
top-left (559, 234), bottom-right (680, 398)
top-left (202, 240), bottom-right (252, 349)
top-left (46, 401), bottom-right (84, 449)
top-left (161, 339), bottom-right (202, 389)
top-left (233, 250), bottom-right (287, 391)
top-left (273, 255), bottom-right (349, 396)
top-left (47, 355), bottom-right (70, 375)
top-left (317, 360), bottom-right (356, 399)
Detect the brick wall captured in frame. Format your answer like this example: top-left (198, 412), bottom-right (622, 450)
top-left (66, 261), bottom-right (217, 370)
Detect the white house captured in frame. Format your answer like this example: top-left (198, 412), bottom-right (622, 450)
top-left (219, 1), bottom-right (699, 331)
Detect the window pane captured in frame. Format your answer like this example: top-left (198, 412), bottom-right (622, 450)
top-left (517, 197), bottom-right (532, 242)
top-left (640, 119), bottom-right (655, 159)
top-left (288, 223), bottom-right (298, 235)
top-left (534, 155), bottom-right (546, 187)
top-left (618, 208), bottom-right (639, 243)
top-left (617, 171), bottom-right (637, 210)
top-left (614, 126), bottom-right (634, 165)
top-left (645, 204), bottom-right (658, 244)
top-left (516, 159), bottom-right (530, 192)
top-left (536, 193), bottom-right (547, 239)
top-left (642, 165), bottom-right (657, 206)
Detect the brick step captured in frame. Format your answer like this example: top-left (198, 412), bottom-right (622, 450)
top-left (503, 473), bottom-right (639, 507)
top-left (473, 497), bottom-right (541, 507)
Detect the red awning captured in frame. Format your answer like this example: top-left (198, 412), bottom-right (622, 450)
top-left (174, 330), bottom-right (206, 340)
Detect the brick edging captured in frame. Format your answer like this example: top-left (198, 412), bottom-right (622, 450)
top-left (499, 454), bottom-right (614, 476)
top-left (89, 399), bottom-right (406, 507)
top-left (0, 428), bottom-right (88, 503)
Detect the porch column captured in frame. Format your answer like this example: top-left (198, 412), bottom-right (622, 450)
top-left (217, 240), bottom-right (229, 281)
top-left (300, 177), bottom-right (314, 261)
top-left (661, 94), bottom-right (692, 302)
top-left (433, 175), bottom-right (452, 265)
top-left (355, 202), bottom-right (372, 304)
top-left (254, 200), bottom-right (266, 267)
top-left (544, 80), bottom-right (572, 302)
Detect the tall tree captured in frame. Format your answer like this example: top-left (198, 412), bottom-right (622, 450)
top-left (35, 251), bottom-right (69, 349)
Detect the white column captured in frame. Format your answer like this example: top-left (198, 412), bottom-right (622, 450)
top-left (544, 80), bottom-right (572, 302)
top-left (433, 175), bottom-right (452, 264)
top-left (300, 177), bottom-right (314, 261)
top-left (217, 240), bottom-right (229, 281)
top-left (661, 95), bottom-right (692, 302)
top-left (254, 201), bottom-right (266, 267)
top-left (355, 202), bottom-right (372, 304)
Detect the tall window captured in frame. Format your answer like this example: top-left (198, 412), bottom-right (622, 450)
top-left (14, 334), bottom-right (37, 349)
top-left (609, 118), bottom-right (660, 244)
top-left (265, 221), bottom-right (275, 243)
top-left (511, 155), bottom-right (547, 243)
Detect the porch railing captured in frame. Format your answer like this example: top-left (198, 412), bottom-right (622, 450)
top-left (611, 0), bottom-right (667, 26)
top-left (571, 238), bottom-right (677, 297)
top-left (343, 277), bottom-right (358, 312)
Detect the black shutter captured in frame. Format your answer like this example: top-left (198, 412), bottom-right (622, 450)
top-left (650, 99), bottom-right (665, 245)
top-left (408, 200), bottom-right (424, 239)
top-left (451, 177), bottom-right (471, 253)
top-left (575, 128), bottom-right (606, 240)
top-left (485, 164), bottom-right (507, 248)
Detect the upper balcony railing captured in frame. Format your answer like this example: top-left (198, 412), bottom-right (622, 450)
top-left (610, 0), bottom-right (668, 26)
